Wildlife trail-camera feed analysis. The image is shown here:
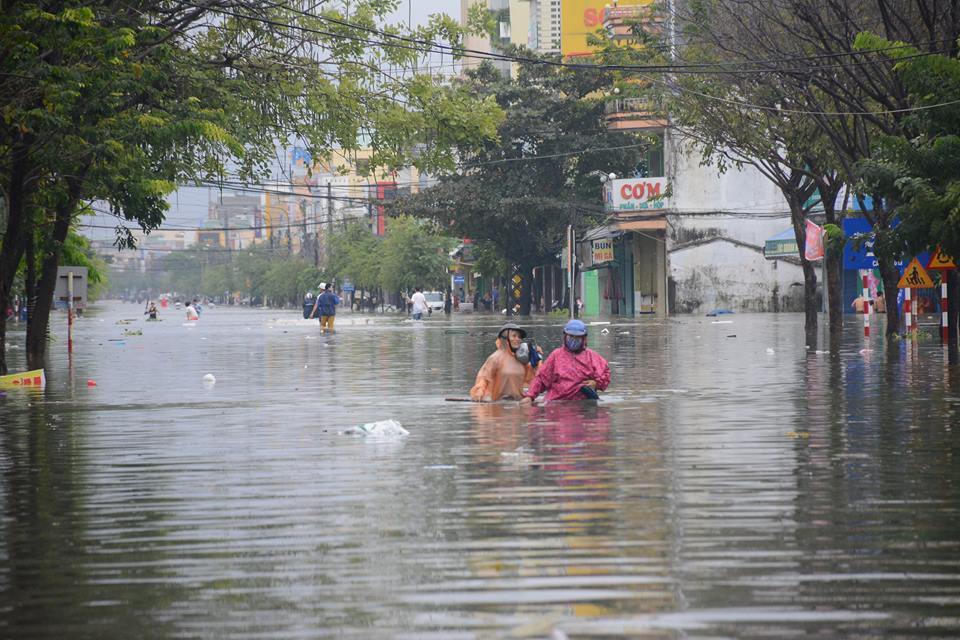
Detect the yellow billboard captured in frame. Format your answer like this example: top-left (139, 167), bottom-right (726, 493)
top-left (560, 0), bottom-right (651, 57)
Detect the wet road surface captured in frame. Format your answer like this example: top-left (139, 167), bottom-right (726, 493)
top-left (2, 301), bottom-right (959, 638)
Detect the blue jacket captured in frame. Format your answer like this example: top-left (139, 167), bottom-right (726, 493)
top-left (317, 291), bottom-right (340, 316)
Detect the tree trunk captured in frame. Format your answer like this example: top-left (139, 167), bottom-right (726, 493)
top-left (0, 149), bottom-right (33, 375)
top-left (503, 266), bottom-right (512, 316)
top-left (877, 256), bottom-right (901, 337)
top-left (27, 194), bottom-right (75, 367)
top-left (543, 266), bottom-right (553, 313)
top-left (949, 269), bottom-right (958, 364)
top-left (532, 267), bottom-right (542, 313)
top-left (790, 203), bottom-right (818, 347)
top-left (826, 240), bottom-right (843, 339)
top-left (24, 235), bottom-right (36, 357)
top-left (519, 264), bottom-right (533, 316)
top-left (819, 179), bottom-right (844, 340)
top-left (802, 259), bottom-right (819, 348)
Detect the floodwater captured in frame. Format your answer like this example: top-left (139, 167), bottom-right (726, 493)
top-left (2, 301), bottom-right (960, 639)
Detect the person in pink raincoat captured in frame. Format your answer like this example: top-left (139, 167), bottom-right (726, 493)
top-left (521, 319), bottom-right (610, 404)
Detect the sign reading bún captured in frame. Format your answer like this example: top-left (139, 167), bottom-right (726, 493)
top-left (592, 239), bottom-right (614, 264)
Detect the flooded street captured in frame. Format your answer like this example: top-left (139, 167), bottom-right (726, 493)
top-left (2, 301), bottom-right (960, 638)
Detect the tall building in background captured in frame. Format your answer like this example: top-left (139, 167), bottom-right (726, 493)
top-left (534, 0), bottom-right (561, 54)
top-left (460, 0), bottom-right (563, 77)
top-left (460, 0), bottom-right (493, 73)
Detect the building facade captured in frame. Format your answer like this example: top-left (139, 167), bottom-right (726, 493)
top-left (577, 4), bottom-right (806, 318)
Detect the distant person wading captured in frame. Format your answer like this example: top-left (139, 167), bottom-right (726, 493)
top-left (311, 283), bottom-right (341, 334)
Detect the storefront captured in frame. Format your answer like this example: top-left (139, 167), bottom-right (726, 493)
top-left (580, 218), bottom-right (667, 317)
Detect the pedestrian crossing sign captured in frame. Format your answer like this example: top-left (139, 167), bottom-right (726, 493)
top-left (898, 258), bottom-right (934, 288)
top-left (926, 246), bottom-right (956, 270)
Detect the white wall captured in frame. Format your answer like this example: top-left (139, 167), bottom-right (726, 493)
top-left (669, 237), bottom-right (806, 314)
top-left (668, 131), bottom-right (788, 217)
top-left (664, 131), bottom-right (808, 314)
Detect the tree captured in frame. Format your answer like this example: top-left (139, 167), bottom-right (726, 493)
top-left (379, 216), bottom-right (453, 295)
top-left (395, 59), bottom-right (649, 315)
top-left (634, 4), bottom-right (846, 345)
top-left (326, 222), bottom-right (382, 298)
top-left (668, 0), bottom-right (960, 337)
top-left (854, 33), bottom-right (960, 343)
top-left (0, 1), bottom-right (503, 372)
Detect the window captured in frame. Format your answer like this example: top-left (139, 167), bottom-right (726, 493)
top-left (643, 134), bottom-right (664, 177)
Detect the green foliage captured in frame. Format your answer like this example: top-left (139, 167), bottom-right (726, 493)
top-left (326, 218), bottom-right (452, 295)
top-left (394, 57), bottom-right (649, 271)
top-left (60, 232), bottom-right (108, 301)
top-left (823, 224), bottom-right (846, 255)
top-left (0, 1), bottom-right (503, 367)
top-left (854, 35), bottom-right (960, 262)
top-left (472, 241), bottom-right (508, 281)
top-left (327, 222), bottom-right (383, 291)
top-left (109, 244), bottom-right (322, 307)
top-left (378, 216), bottom-right (453, 292)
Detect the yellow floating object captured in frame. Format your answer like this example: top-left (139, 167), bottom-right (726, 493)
top-left (0, 368), bottom-right (45, 389)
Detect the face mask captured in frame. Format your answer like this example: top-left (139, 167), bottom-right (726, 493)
top-left (564, 335), bottom-right (585, 352)
top-left (515, 341), bottom-right (530, 364)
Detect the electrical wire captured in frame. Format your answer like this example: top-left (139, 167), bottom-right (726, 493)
top-left (247, 0), bottom-right (953, 75)
top-left (188, 2), bottom-right (960, 117)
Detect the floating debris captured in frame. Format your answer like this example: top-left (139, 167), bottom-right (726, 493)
top-left (341, 419), bottom-right (409, 437)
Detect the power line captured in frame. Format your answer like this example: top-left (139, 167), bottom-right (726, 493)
top-left (255, 0), bottom-right (951, 75)
top-left (193, 2), bottom-right (960, 117)
top-left (214, 3), bottom-right (946, 74)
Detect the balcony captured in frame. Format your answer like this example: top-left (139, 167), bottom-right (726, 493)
top-left (604, 97), bottom-right (667, 132)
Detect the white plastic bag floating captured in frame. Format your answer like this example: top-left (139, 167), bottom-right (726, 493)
top-left (343, 419), bottom-right (409, 437)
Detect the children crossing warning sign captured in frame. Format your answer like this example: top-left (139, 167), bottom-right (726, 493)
top-left (898, 258), bottom-right (935, 288)
top-left (926, 246), bottom-right (956, 270)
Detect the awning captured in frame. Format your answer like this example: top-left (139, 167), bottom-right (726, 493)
top-left (582, 225), bottom-right (618, 242)
top-left (764, 227), bottom-right (798, 258)
top-left (614, 219), bottom-right (667, 231)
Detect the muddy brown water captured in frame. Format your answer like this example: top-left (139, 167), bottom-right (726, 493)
top-left (1, 301), bottom-right (959, 638)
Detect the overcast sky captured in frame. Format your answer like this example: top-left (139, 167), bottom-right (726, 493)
top-left (388, 0), bottom-right (460, 27)
top-left (84, 0), bottom-right (464, 241)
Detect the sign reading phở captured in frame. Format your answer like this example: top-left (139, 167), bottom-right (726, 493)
top-left (927, 246), bottom-right (956, 270)
top-left (897, 258), bottom-right (935, 288)
top-left (592, 239), bottom-right (614, 264)
top-left (603, 177), bottom-right (669, 212)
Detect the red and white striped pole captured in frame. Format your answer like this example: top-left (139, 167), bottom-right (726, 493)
top-left (904, 287), bottom-right (912, 334)
top-left (942, 281), bottom-right (949, 342)
top-left (862, 273), bottom-right (870, 337)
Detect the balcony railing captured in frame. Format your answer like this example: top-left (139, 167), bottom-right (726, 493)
top-left (603, 98), bottom-right (667, 131)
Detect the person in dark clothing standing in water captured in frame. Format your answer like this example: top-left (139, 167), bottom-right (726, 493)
top-left (311, 283), bottom-right (341, 334)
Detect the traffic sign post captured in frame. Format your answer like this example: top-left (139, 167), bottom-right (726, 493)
top-left (926, 247), bottom-right (956, 344)
top-left (943, 282), bottom-right (949, 342)
top-left (898, 258), bottom-right (934, 334)
top-left (927, 246), bottom-right (956, 271)
top-left (862, 273), bottom-right (870, 338)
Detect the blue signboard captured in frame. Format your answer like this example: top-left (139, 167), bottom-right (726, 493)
top-left (453, 274), bottom-right (465, 286)
top-left (341, 279), bottom-right (355, 293)
top-left (842, 218), bottom-right (922, 271)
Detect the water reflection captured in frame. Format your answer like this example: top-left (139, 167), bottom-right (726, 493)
top-left (0, 303), bottom-right (959, 637)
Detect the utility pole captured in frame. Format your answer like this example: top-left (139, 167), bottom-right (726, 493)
top-left (222, 198), bottom-right (231, 260)
top-left (326, 180), bottom-right (333, 264)
top-left (300, 199), bottom-right (307, 259)
top-left (568, 205), bottom-right (576, 319)
top-left (313, 198), bottom-right (319, 267)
